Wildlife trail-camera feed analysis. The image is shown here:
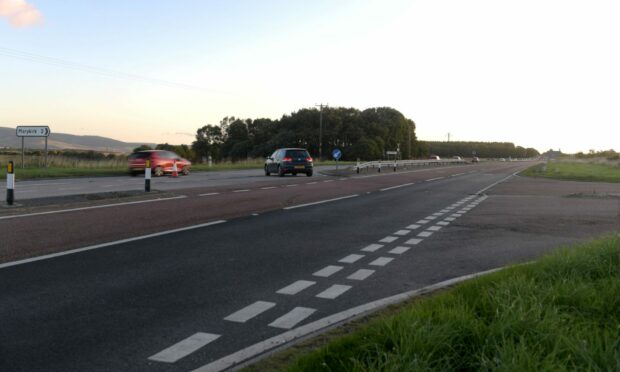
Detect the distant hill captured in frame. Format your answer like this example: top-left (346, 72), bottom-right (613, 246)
top-left (0, 127), bottom-right (155, 153)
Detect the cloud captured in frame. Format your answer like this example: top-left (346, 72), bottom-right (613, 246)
top-left (0, 0), bottom-right (43, 28)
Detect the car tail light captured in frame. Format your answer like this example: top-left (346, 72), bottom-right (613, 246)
top-left (306, 156), bottom-right (313, 162)
top-left (282, 157), bottom-right (292, 162)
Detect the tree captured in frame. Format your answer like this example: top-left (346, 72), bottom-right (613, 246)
top-left (132, 145), bottom-right (152, 153)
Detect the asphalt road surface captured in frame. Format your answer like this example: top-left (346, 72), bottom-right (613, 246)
top-left (1, 161), bottom-right (618, 371)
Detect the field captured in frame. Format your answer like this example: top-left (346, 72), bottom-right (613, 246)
top-left (253, 237), bottom-right (620, 371)
top-left (522, 159), bottom-right (620, 183)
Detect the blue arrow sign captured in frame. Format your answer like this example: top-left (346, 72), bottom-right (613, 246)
top-left (332, 148), bottom-right (342, 161)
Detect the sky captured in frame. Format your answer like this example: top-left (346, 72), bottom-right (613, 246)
top-left (0, 0), bottom-right (619, 154)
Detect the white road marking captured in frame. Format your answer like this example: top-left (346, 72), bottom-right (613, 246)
top-left (405, 238), bottom-right (423, 245)
top-left (260, 186), bottom-right (277, 190)
top-left (432, 212), bottom-right (444, 216)
top-left (406, 224), bottom-right (421, 230)
top-left (389, 246), bottom-right (410, 254)
top-left (437, 221), bottom-right (450, 226)
top-left (0, 195), bottom-right (188, 221)
top-left (369, 257), bottom-right (394, 266)
top-left (199, 192), bottom-right (220, 197)
top-left (425, 177), bottom-right (444, 182)
top-left (233, 189), bottom-right (251, 193)
top-left (393, 230), bottom-right (411, 236)
top-left (416, 219), bottom-right (430, 224)
top-left (313, 265), bottom-right (344, 277)
top-left (451, 213), bottom-right (463, 218)
top-left (361, 244), bottom-right (384, 252)
top-left (276, 280), bottom-right (316, 295)
top-left (148, 333), bottom-right (220, 363)
top-left (0, 219), bottom-right (227, 269)
top-left (418, 231), bottom-right (433, 238)
top-left (440, 209), bottom-right (450, 213)
top-left (427, 225), bottom-right (443, 231)
top-left (323, 180), bottom-right (334, 183)
top-left (285, 184), bottom-right (298, 187)
top-left (307, 182), bottom-right (318, 185)
top-left (457, 210), bottom-right (468, 214)
top-left (452, 172), bottom-right (465, 177)
top-left (445, 217), bottom-right (456, 222)
top-left (339, 178), bottom-right (348, 181)
top-left (224, 301), bottom-right (276, 323)
top-left (347, 269), bottom-right (375, 281)
top-left (379, 236), bottom-right (398, 243)
top-left (283, 194), bottom-right (359, 210)
top-left (339, 254), bottom-right (365, 264)
top-left (380, 182), bottom-right (414, 192)
top-left (316, 284), bottom-right (352, 299)
top-left (269, 307), bottom-right (316, 329)
top-left (425, 216), bottom-right (437, 220)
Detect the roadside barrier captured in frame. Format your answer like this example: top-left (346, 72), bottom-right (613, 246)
top-left (6, 161), bottom-right (14, 205)
top-left (354, 159), bottom-right (467, 173)
top-left (145, 159), bottom-right (151, 192)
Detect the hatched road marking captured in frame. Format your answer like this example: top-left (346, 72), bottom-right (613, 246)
top-left (347, 269), bottom-right (375, 281)
top-left (361, 244), bottom-right (384, 252)
top-left (224, 301), bottom-right (276, 323)
top-left (339, 254), bottom-right (365, 264)
top-left (389, 246), bottom-right (410, 254)
top-left (269, 307), bottom-right (316, 329)
top-left (316, 284), bottom-right (352, 299)
top-left (148, 332), bottom-right (220, 363)
top-left (276, 280), bottom-right (316, 295)
top-left (369, 257), bottom-right (394, 267)
top-left (313, 265), bottom-right (344, 278)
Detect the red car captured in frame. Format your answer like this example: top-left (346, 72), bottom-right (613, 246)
top-left (128, 150), bottom-right (191, 176)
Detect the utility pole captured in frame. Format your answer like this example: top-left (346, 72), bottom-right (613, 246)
top-left (315, 103), bottom-right (327, 160)
top-left (447, 132), bottom-right (451, 142)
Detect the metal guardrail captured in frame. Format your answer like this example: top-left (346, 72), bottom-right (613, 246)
top-left (352, 159), bottom-right (467, 173)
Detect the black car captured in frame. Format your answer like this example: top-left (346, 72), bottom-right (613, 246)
top-left (265, 148), bottom-right (313, 177)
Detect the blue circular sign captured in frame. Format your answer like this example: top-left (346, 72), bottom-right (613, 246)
top-left (332, 148), bottom-right (342, 160)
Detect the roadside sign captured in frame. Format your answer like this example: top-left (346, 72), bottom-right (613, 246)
top-left (332, 148), bottom-right (342, 161)
top-left (16, 126), bottom-right (51, 137)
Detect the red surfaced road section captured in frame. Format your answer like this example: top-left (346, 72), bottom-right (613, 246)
top-left (0, 163), bottom-right (528, 264)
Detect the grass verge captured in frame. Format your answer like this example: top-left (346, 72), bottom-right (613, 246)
top-left (254, 237), bottom-right (620, 371)
top-left (522, 161), bottom-right (620, 183)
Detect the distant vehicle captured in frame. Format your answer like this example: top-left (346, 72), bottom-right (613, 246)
top-left (265, 148), bottom-right (313, 177)
top-left (452, 156), bottom-right (462, 160)
top-left (472, 157), bottom-right (480, 163)
top-left (128, 150), bottom-right (191, 176)
top-left (429, 155), bottom-right (441, 160)
top-left (499, 158), bottom-right (506, 162)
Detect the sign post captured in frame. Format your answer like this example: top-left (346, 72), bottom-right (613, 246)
top-left (332, 148), bottom-right (342, 171)
top-left (16, 126), bottom-right (51, 168)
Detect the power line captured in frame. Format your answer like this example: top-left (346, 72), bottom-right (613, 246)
top-left (0, 46), bottom-right (220, 93)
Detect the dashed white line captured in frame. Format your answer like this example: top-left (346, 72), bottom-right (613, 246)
top-left (369, 257), bottom-right (394, 267)
top-left (432, 212), bottom-right (444, 217)
top-left (418, 231), bottom-right (434, 238)
top-left (361, 244), bottom-right (384, 252)
top-left (199, 192), bottom-right (220, 197)
top-left (379, 236), bottom-right (399, 243)
top-left (405, 238), bottom-right (423, 245)
top-left (451, 213), bottom-right (463, 218)
top-left (224, 301), bottom-right (276, 323)
top-left (148, 333), bottom-right (220, 363)
top-left (416, 219), bottom-right (431, 224)
top-left (269, 307), bottom-right (316, 329)
top-left (445, 217), bottom-right (456, 222)
top-left (379, 182), bottom-right (414, 192)
top-left (260, 186), bottom-right (277, 190)
top-left (285, 184), bottom-right (298, 187)
top-left (406, 224), bottom-right (421, 230)
top-left (389, 246), bottom-right (411, 255)
top-left (393, 230), bottom-right (411, 236)
top-left (425, 216), bottom-right (437, 220)
top-left (323, 180), bottom-right (334, 183)
top-left (425, 177), bottom-right (445, 182)
top-left (276, 280), bottom-right (316, 295)
top-left (283, 194), bottom-right (359, 210)
top-left (233, 189), bottom-right (251, 193)
top-left (437, 221), bottom-right (450, 226)
top-left (347, 269), bottom-right (375, 281)
top-left (316, 284), bottom-right (352, 299)
top-left (427, 226), bottom-right (443, 232)
top-left (313, 265), bottom-right (344, 277)
top-left (339, 254), bottom-right (365, 264)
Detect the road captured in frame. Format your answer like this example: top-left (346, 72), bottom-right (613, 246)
top-left (1, 161), bottom-right (618, 371)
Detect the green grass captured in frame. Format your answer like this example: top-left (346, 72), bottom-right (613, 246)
top-left (278, 237), bottom-right (620, 371)
top-left (522, 161), bottom-right (620, 183)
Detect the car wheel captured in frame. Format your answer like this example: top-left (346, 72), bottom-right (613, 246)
top-left (278, 166), bottom-right (285, 177)
top-left (292, 172), bottom-right (297, 176)
top-left (154, 166), bottom-right (164, 177)
top-left (306, 171), bottom-right (313, 177)
top-left (265, 166), bottom-right (270, 176)
top-left (130, 171), bottom-right (137, 177)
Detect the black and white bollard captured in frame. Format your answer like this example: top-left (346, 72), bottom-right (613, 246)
top-left (145, 159), bottom-right (151, 192)
top-left (6, 161), bottom-right (15, 205)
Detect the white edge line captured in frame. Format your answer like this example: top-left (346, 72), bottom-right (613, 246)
top-left (192, 267), bottom-right (503, 372)
top-left (0, 195), bottom-right (188, 220)
top-left (199, 192), bottom-right (221, 197)
top-left (283, 194), bottom-right (359, 210)
top-left (425, 177), bottom-right (445, 182)
top-left (379, 183), bottom-right (414, 192)
top-left (0, 220), bottom-right (227, 269)
top-left (476, 172), bottom-right (518, 194)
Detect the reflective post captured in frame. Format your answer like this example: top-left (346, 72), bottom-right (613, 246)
top-left (145, 159), bottom-right (151, 192)
top-left (6, 161), bottom-right (15, 205)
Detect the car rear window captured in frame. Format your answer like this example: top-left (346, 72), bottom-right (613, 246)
top-left (286, 150), bottom-right (309, 158)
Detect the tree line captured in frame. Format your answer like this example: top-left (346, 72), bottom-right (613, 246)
top-left (418, 141), bottom-right (539, 159)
